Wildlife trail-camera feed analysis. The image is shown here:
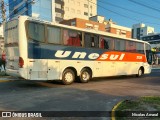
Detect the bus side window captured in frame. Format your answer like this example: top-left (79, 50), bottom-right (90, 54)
top-left (104, 40), bottom-right (109, 49)
top-left (100, 37), bottom-right (104, 49)
top-left (84, 33), bottom-right (92, 48)
top-left (136, 42), bottom-right (144, 54)
top-left (115, 39), bottom-right (125, 51)
top-left (100, 36), bottom-right (114, 50)
top-left (91, 35), bottom-right (99, 48)
top-left (84, 33), bottom-right (99, 48)
top-left (63, 29), bottom-right (82, 47)
top-left (126, 41), bottom-right (136, 52)
top-left (47, 26), bottom-right (61, 44)
top-left (28, 22), bottom-right (45, 42)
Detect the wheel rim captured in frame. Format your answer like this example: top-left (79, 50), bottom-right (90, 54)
top-left (139, 69), bottom-right (142, 76)
top-left (64, 72), bottom-right (73, 82)
top-left (82, 71), bottom-right (90, 81)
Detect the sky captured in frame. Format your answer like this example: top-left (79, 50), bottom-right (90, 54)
top-left (97, 0), bottom-right (160, 32)
top-left (1, 0), bottom-right (160, 33)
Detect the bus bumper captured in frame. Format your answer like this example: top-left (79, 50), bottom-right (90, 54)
top-left (6, 69), bottom-right (21, 78)
top-left (6, 69), bottom-right (28, 79)
top-left (144, 66), bottom-right (152, 74)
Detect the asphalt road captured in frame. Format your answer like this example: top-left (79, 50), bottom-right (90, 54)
top-left (0, 69), bottom-right (159, 120)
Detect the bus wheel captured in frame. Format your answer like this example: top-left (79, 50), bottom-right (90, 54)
top-left (136, 68), bottom-right (143, 77)
top-left (80, 68), bottom-right (92, 83)
top-left (62, 69), bottom-right (75, 85)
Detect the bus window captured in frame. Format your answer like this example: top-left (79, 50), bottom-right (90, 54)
top-left (63, 29), bottom-right (82, 46)
top-left (136, 42), bottom-right (144, 54)
top-left (47, 26), bottom-right (61, 44)
top-left (91, 35), bottom-right (99, 48)
top-left (115, 39), bottom-right (125, 51)
top-left (145, 43), bottom-right (152, 64)
top-left (84, 33), bottom-right (99, 48)
top-left (100, 36), bottom-right (114, 50)
top-left (28, 22), bottom-right (45, 42)
top-left (84, 33), bottom-right (91, 47)
top-left (126, 41), bottom-right (136, 52)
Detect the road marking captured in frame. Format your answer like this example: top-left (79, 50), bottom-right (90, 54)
top-left (0, 80), bottom-right (11, 82)
top-left (0, 76), bottom-right (18, 82)
top-left (111, 101), bottom-right (123, 120)
top-left (152, 68), bottom-right (160, 70)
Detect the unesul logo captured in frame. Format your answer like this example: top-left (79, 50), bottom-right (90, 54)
top-left (55, 50), bottom-right (125, 60)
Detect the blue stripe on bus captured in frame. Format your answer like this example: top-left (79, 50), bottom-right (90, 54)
top-left (28, 42), bottom-right (105, 60)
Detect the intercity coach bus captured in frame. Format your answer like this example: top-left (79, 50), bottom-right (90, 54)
top-left (5, 16), bottom-right (152, 85)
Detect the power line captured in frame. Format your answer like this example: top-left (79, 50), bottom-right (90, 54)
top-left (128, 0), bottom-right (160, 12)
top-left (0, 0), bottom-right (6, 22)
top-left (89, 0), bottom-right (160, 26)
top-left (98, 0), bottom-right (160, 21)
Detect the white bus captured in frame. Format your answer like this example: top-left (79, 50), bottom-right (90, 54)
top-left (5, 16), bottom-right (152, 85)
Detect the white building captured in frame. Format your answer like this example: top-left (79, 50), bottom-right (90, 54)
top-left (106, 23), bottom-right (132, 38)
top-left (63, 0), bottom-right (97, 20)
top-left (132, 23), bottom-right (154, 40)
top-left (0, 24), bottom-right (4, 55)
top-left (89, 15), bottom-right (105, 23)
top-left (0, 24), bottom-right (3, 37)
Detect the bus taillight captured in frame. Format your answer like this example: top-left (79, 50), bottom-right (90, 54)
top-left (19, 57), bottom-right (24, 68)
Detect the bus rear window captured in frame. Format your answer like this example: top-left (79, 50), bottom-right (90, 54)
top-left (28, 22), bottom-right (45, 42)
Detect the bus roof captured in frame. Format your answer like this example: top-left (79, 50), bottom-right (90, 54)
top-left (17, 16), bottom-right (150, 45)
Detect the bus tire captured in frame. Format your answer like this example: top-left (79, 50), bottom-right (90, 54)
top-left (136, 68), bottom-right (143, 77)
top-left (79, 68), bottom-right (92, 83)
top-left (62, 69), bottom-right (75, 85)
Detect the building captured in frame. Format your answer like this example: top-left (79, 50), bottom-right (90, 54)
top-left (60, 18), bottom-right (106, 31)
top-left (89, 15), bottom-right (116, 25)
top-left (0, 24), bottom-right (4, 55)
top-left (89, 15), bottom-right (131, 38)
top-left (64, 0), bottom-right (97, 20)
top-left (60, 16), bottom-right (132, 38)
top-left (0, 37), bottom-right (4, 54)
top-left (89, 15), bottom-right (105, 23)
top-left (106, 23), bottom-right (131, 38)
top-left (9, 0), bottom-right (64, 23)
top-left (132, 23), bottom-right (154, 40)
top-left (9, 0), bottom-right (97, 23)
top-left (141, 33), bottom-right (160, 47)
top-left (0, 24), bottom-right (3, 38)
top-left (142, 33), bottom-right (160, 64)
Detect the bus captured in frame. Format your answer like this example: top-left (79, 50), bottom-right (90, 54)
top-left (5, 16), bottom-right (152, 85)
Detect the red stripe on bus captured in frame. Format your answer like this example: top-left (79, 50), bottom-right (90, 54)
top-left (96, 51), bottom-right (147, 62)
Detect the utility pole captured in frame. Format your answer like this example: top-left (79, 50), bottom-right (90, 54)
top-left (88, 0), bottom-right (90, 20)
top-left (0, 0), bottom-right (6, 22)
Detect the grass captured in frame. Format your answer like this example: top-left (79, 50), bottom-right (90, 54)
top-left (114, 96), bottom-right (160, 120)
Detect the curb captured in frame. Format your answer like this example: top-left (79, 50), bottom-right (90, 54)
top-left (152, 68), bottom-right (160, 70)
top-left (0, 76), bottom-right (17, 82)
top-left (111, 96), bottom-right (158, 120)
top-left (111, 101), bottom-right (123, 120)
top-left (0, 80), bottom-right (11, 82)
